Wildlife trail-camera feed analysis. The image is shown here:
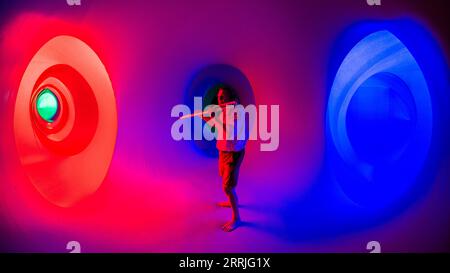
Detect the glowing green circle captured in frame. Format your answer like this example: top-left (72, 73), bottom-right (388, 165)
top-left (36, 89), bottom-right (59, 122)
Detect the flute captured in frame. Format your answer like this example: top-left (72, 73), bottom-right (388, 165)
top-left (178, 101), bottom-right (237, 120)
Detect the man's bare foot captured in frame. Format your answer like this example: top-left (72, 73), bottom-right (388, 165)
top-left (217, 201), bottom-right (231, 208)
top-left (221, 219), bottom-right (241, 232)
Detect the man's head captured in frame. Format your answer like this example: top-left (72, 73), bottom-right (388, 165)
top-left (217, 86), bottom-right (234, 105)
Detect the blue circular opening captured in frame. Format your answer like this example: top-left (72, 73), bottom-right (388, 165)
top-left (346, 72), bottom-right (417, 165)
top-left (185, 64), bottom-right (255, 157)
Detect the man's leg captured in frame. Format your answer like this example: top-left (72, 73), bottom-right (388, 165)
top-left (217, 150), bottom-right (244, 231)
top-left (217, 151), bottom-right (242, 208)
top-left (221, 175), bottom-right (241, 232)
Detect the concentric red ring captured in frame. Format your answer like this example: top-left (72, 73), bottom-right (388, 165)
top-left (14, 36), bottom-right (118, 207)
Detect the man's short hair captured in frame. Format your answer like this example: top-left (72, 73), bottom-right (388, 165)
top-left (214, 84), bottom-right (237, 101)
